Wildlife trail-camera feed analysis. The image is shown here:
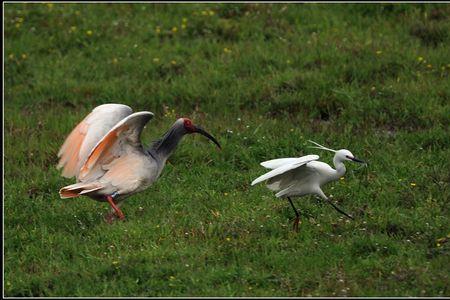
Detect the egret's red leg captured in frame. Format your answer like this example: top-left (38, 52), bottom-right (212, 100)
top-left (106, 195), bottom-right (125, 220)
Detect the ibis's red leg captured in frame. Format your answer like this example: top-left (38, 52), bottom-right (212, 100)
top-left (106, 195), bottom-right (125, 221)
top-left (287, 197), bottom-right (300, 232)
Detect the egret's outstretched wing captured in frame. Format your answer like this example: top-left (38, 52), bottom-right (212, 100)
top-left (78, 111), bottom-right (154, 182)
top-left (251, 155), bottom-right (319, 186)
top-left (57, 104), bottom-right (133, 179)
top-left (260, 155), bottom-right (319, 169)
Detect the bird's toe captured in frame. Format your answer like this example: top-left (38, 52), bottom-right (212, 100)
top-left (104, 212), bottom-right (116, 224)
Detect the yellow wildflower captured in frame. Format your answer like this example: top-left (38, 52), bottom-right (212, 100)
top-left (86, 30), bottom-right (93, 36)
top-left (376, 50), bottom-right (382, 55)
top-left (181, 24), bottom-right (186, 30)
top-left (153, 57), bottom-right (160, 63)
top-left (223, 47), bottom-right (231, 53)
top-left (286, 59), bottom-right (291, 64)
top-left (170, 60), bottom-right (177, 65)
top-left (155, 26), bottom-right (161, 34)
top-left (15, 23), bottom-right (21, 28)
top-left (70, 26), bottom-right (77, 32)
top-left (169, 276), bottom-right (176, 280)
top-left (226, 237), bottom-right (231, 241)
top-left (224, 192), bottom-right (228, 196)
top-left (209, 10), bottom-right (215, 16)
top-left (112, 261), bottom-right (119, 265)
top-left (47, 3), bottom-right (53, 9)
top-left (426, 64), bottom-right (432, 69)
top-left (8, 54), bottom-right (14, 60)
top-left (182, 17), bottom-right (188, 23)
top-left (171, 26), bottom-right (178, 33)
top-left (112, 58), bottom-right (118, 64)
top-left (21, 53), bottom-right (27, 59)
top-left (201, 10), bottom-right (208, 16)
top-left (410, 183), bottom-right (416, 187)
top-left (417, 56), bottom-right (424, 62)
top-left (340, 177), bottom-right (345, 180)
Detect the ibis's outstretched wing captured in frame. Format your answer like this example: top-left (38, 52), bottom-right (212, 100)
top-left (78, 111), bottom-right (154, 182)
top-left (251, 155), bottom-right (319, 186)
top-left (57, 104), bottom-right (133, 179)
top-left (260, 155), bottom-right (319, 169)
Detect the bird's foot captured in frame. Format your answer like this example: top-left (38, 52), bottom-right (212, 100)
top-left (105, 194), bottom-right (126, 222)
top-left (103, 212), bottom-right (125, 224)
top-left (117, 211), bottom-right (125, 221)
top-left (104, 212), bottom-right (116, 224)
top-left (292, 216), bottom-right (300, 232)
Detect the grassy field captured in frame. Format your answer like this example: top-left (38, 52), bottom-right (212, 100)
top-left (4, 3), bottom-right (450, 297)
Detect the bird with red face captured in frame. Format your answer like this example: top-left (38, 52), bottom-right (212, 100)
top-left (57, 104), bottom-right (221, 223)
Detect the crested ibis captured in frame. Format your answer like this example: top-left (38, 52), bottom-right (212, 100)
top-left (57, 103), bottom-right (221, 223)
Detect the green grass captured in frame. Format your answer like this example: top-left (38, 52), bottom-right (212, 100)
top-left (4, 3), bottom-right (450, 297)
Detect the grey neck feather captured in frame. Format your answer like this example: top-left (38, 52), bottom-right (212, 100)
top-left (150, 121), bottom-right (187, 161)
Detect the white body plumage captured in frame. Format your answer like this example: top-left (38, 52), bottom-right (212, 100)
top-left (251, 141), bottom-right (366, 228)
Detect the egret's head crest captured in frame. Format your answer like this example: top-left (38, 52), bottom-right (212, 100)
top-left (307, 140), bottom-right (337, 153)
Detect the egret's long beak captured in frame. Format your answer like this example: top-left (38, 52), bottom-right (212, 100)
top-left (351, 157), bottom-right (366, 164)
top-left (194, 126), bottom-right (221, 149)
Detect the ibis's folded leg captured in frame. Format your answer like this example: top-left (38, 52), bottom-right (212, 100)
top-left (105, 194), bottom-right (125, 221)
top-left (287, 197), bottom-right (300, 232)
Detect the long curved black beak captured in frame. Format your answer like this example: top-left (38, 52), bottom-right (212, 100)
top-left (351, 157), bottom-right (366, 164)
top-left (194, 126), bottom-right (221, 149)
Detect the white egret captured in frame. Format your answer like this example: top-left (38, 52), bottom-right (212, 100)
top-left (251, 140), bottom-right (366, 231)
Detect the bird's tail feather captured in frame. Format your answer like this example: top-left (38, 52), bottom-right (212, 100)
top-left (59, 182), bottom-right (103, 199)
top-left (275, 184), bottom-right (295, 198)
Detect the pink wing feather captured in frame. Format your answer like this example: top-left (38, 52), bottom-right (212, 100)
top-left (78, 111), bottom-right (154, 182)
top-left (57, 104), bottom-right (133, 179)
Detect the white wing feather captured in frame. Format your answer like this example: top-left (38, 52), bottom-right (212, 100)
top-left (251, 155), bottom-right (319, 186)
top-left (260, 155), bottom-right (319, 169)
